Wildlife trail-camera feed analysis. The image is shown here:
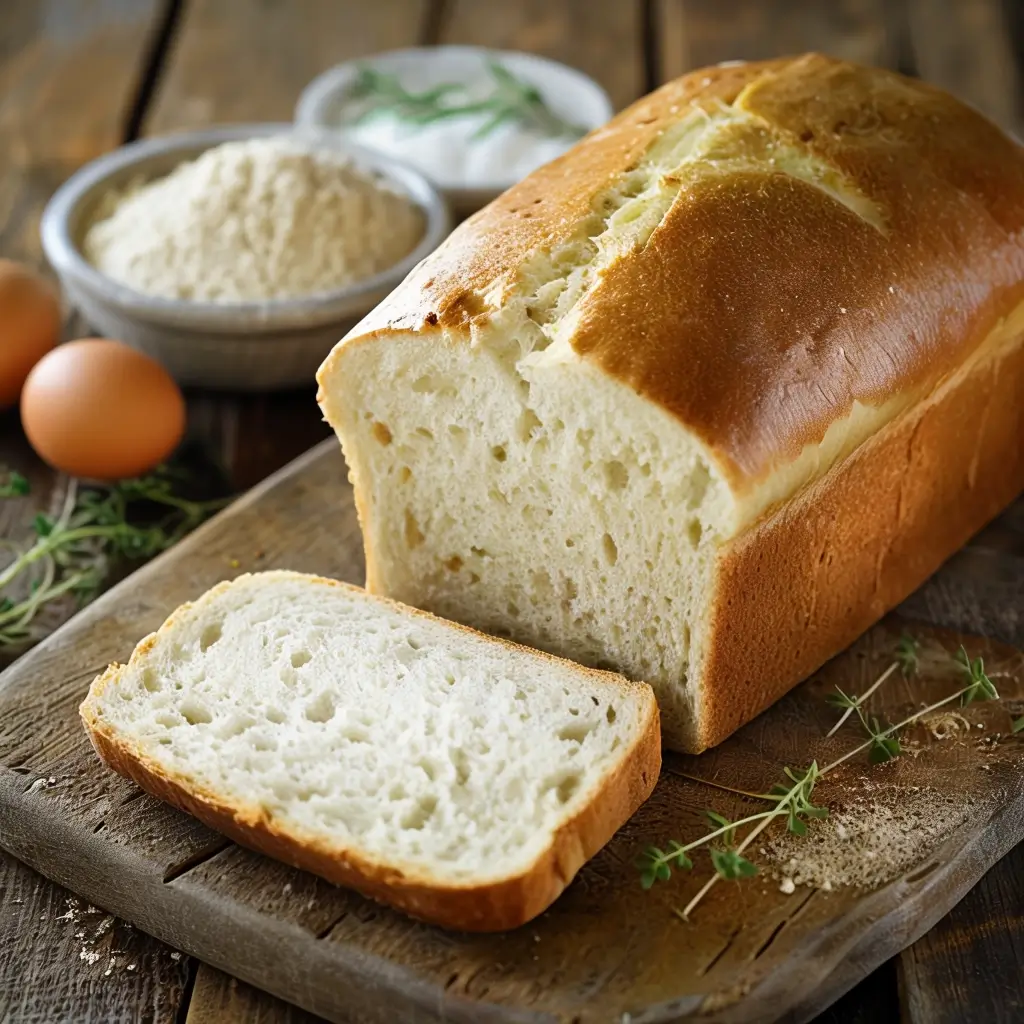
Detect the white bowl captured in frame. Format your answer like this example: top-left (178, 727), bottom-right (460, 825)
top-left (40, 124), bottom-right (450, 391)
top-left (295, 46), bottom-right (614, 214)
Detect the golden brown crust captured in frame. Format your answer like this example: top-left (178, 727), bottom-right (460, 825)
top-left (694, 321), bottom-right (1024, 751)
top-left (79, 574), bottom-right (660, 932)
top-left (322, 54), bottom-right (1024, 490)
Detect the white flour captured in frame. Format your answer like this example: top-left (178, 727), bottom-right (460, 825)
top-left (84, 137), bottom-right (424, 302)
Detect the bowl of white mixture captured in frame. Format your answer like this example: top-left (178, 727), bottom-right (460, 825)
top-left (40, 124), bottom-right (450, 390)
top-left (295, 47), bottom-right (614, 214)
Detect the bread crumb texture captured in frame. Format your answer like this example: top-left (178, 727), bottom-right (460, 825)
top-left (319, 55), bottom-right (1024, 752)
top-left (83, 572), bottom-right (653, 886)
top-left (331, 328), bottom-right (723, 744)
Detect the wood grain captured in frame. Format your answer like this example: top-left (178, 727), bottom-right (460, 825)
top-left (0, 5), bottom-right (200, 1022)
top-left (816, 960), bottom-right (899, 1024)
top-left (898, 841), bottom-right (1024, 1024)
top-left (439, 0), bottom-right (645, 110)
top-left (145, 0), bottom-right (428, 132)
top-left (655, 0), bottom-right (899, 80)
top-left (186, 963), bottom-right (326, 1024)
top-left (0, 0), bottom-right (162, 268)
top-left (0, 847), bottom-right (190, 1024)
top-left (905, 0), bottom-right (1024, 138)
top-left (0, 439), bottom-right (1021, 1024)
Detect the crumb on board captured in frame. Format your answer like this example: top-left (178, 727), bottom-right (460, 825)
top-left (764, 788), bottom-right (976, 891)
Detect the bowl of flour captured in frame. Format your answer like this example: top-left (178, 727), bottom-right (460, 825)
top-left (41, 124), bottom-right (450, 390)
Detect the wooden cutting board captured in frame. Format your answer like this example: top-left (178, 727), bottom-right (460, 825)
top-left (1, 440), bottom-right (1022, 1024)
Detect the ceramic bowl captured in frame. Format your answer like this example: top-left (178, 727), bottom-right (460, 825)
top-left (40, 123), bottom-right (450, 391)
top-left (294, 46), bottom-right (614, 215)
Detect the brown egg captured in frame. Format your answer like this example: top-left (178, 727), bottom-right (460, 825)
top-left (21, 339), bottom-right (186, 480)
top-left (0, 259), bottom-right (61, 408)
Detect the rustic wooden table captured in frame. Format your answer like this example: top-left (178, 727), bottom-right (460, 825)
top-left (0, 1), bottom-right (1022, 1021)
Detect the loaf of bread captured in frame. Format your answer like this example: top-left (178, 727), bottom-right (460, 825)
top-left (318, 54), bottom-right (1024, 753)
top-left (80, 571), bottom-right (659, 931)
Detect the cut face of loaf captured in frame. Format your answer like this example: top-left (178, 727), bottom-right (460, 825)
top-left (80, 571), bottom-right (660, 932)
top-left (328, 335), bottom-right (727, 751)
top-left (319, 55), bottom-right (1024, 751)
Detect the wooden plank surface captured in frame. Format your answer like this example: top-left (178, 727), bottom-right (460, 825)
top-left (186, 964), bottom-right (326, 1024)
top-left (145, 0), bottom-right (429, 132)
top-left (905, 0), bottom-right (1024, 139)
top-left (0, 5), bottom-right (200, 1022)
top-left (897, 841), bottom-right (1024, 1024)
top-left (0, 0), bottom-right (162, 268)
top-left (0, 849), bottom-right (192, 1024)
top-left (655, 0), bottom-right (900, 80)
top-left (0, 438), bottom-right (1022, 1024)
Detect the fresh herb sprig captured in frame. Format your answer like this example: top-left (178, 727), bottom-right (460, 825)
top-left (639, 636), bottom-right (1009, 918)
top-left (956, 645), bottom-right (1000, 705)
top-left (348, 61), bottom-right (587, 140)
top-left (0, 469), bottom-right (228, 648)
top-left (826, 632), bottom-right (919, 740)
top-left (637, 761), bottom-right (826, 916)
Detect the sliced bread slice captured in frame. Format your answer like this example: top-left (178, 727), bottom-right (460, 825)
top-left (80, 571), bottom-right (660, 931)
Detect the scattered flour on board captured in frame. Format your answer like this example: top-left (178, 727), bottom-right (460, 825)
top-left (55, 896), bottom-right (140, 975)
top-left (764, 787), bottom-right (976, 891)
top-left (84, 137), bottom-right (425, 302)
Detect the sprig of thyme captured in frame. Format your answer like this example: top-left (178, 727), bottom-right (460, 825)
top-left (636, 761), bottom-right (827, 903)
top-left (826, 632), bottom-right (920, 739)
top-left (347, 61), bottom-right (587, 139)
top-left (955, 645), bottom-right (999, 705)
top-left (639, 635), bottom-right (1008, 918)
top-left (0, 468), bottom-right (229, 648)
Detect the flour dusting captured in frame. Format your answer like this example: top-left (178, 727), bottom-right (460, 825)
top-left (764, 787), bottom-right (976, 891)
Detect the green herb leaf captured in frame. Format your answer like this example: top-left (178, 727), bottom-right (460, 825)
top-left (787, 806), bottom-right (808, 836)
top-left (827, 686), bottom-right (858, 710)
top-left (958, 646), bottom-right (999, 705)
top-left (348, 60), bottom-right (586, 140)
top-left (895, 633), bottom-right (921, 677)
top-left (705, 810), bottom-right (737, 845)
top-left (0, 467), bottom-right (230, 649)
top-left (0, 471), bottom-right (30, 497)
top-left (1012, 716), bottom-right (1024, 735)
top-left (710, 848), bottom-right (758, 880)
top-left (666, 840), bottom-right (693, 871)
top-left (869, 734), bottom-right (901, 763)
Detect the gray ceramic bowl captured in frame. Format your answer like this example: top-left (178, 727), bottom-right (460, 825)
top-left (40, 123), bottom-right (450, 391)
top-left (295, 46), bottom-right (614, 216)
